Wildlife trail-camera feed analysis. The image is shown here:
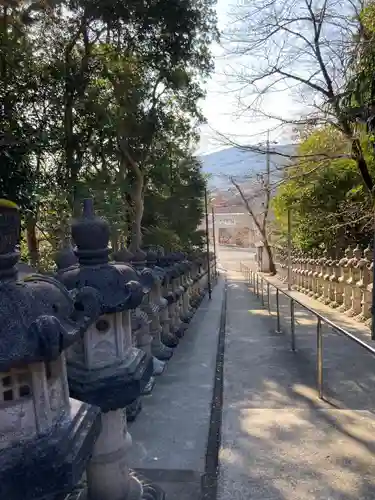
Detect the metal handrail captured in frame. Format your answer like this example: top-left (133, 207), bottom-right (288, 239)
top-left (240, 261), bottom-right (375, 400)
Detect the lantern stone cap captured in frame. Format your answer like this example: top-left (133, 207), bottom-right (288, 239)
top-left (137, 267), bottom-right (156, 293)
top-left (131, 248), bottom-right (147, 265)
top-left (57, 199), bottom-right (144, 312)
top-left (112, 247), bottom-right (133, 263)
top-left (54, 244), bottom-right (78, 271)
top-left (57, 263), bottom-right (144, 313)
top-left (158, 259), bottom-right (179, 279)
top-left (128, 249), bottom-right (159, 293)
top-left (0, 274), bottom-right (101, 372)
top-left (166, 252), bottom-right (189, 276)
top-left (0, 200), bottom-right (100, 372)
top-left (114, 247), bottom-right (156, 293)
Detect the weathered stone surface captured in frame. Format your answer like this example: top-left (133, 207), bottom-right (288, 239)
top-left (0, 275), bottom-right (100, 372)
top-left (0, 401), bottom-right (101, 500)
top-left (57, 200), bottom-right (144, 314)
top-left (68, 348), bottom-right (153, 412)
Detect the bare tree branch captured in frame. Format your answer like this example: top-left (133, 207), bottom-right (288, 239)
top-left (217, 0), bottom-right (374, 194)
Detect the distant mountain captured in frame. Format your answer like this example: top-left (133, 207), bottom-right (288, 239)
top-left (199, 144), bottom-right (295, 190)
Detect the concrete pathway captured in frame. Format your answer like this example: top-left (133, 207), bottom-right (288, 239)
top-left (130, 277), bottom-right (225, 499)
top-left (218, 270), bottom-right (375, 500)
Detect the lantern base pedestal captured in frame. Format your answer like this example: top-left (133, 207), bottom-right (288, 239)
top-left (130, 470), bottom-right (166, 500)
top-left (63, 471), bottom-right (165, 500)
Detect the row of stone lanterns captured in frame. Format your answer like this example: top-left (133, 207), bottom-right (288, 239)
top-left (0, 198), bottom-right (217, 500)
top-left (275, 246), bottom-right (373, 326)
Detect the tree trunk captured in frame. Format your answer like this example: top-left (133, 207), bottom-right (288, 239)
top-left (128, 174), bottom-right (144, 253)
top-left (339, 116), bottom-right (374, 195)
top-left (111, 227), bottom-right (119, 253)
top-left (26, 214), bottom-right (39, 269)
top-left (263, 239), bottom-right (276, 275)
top-left (72, 184), bottom-right (81, 218)
top-left (230, 177), bottom-right (276, 274)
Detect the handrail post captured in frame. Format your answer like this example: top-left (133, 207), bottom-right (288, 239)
top-left (317, 317), bottom-right (323, 399)
top-left (290, 298), bottom-right (296, 351)
top-left (267, 282), bottom-right (270, 314)
top-left (275, 288), bottom-right (282, 334)
top-left (261, 277), bottom-right (264, 306)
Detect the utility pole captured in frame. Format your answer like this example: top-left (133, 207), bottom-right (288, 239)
top-left (372, 220), bottom-right (375, 339)
top-left (266, 129), bottom-right (270, 191)
top-left (259, 130), bottom-right (271, 271)
top-left (287, 208), bottom-right (292, 290)
top-left (204, 186), bottom-right (212, 299)
top-left (211, 205), bottom-right (217, 279)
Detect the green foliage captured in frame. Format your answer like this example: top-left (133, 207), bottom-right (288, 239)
top-left (342, 1), bottom-right (375, 128)
top-left (0, 0), bottom-right (215, 266)
top-left (273, 126), bottom-right (374, 253)
top-left (143, 155), bottom-right (206, 250)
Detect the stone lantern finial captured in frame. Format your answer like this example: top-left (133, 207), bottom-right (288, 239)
top-left (131, 248), bottom-right (147, 270)
top-left (0, 199), bottom-right (21, 280)
top-left (112, 246), bottom-right (133, 263)
top-left (54, 234), bottom-right (78, 271)
top-left (72, 198), bottom-right (111, 266)
top-left (364, 245), bottom-right (372, 261)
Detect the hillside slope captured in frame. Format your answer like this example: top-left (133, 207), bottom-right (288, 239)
top-left (199, 144), bottom-right (295, 190)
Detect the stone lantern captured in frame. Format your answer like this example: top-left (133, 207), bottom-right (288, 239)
top-left (158, 253), bottom-right (185, 342)
top-left (188, 252), bottom-right (204, 309)
top-left (181, 257), bottom-right (195, 321)
top-left (56, 199), bottom-right (163, 500)
top-left (145, 249), bottom-right (174, 361)
top-left (131, 249), bottom-right (166, 379)
top-left (151, 249), bottom-right (178, 349)
top-left (171, 251), bottom-right (194, 324)
top-left (0, 200), bottom-right (102, 500)
top-left (166, 253), bottom-right (184, 329)
top-left (112, 248), bottom-right (163, 393)
top-left (110, 246), bottom-right (146, 419)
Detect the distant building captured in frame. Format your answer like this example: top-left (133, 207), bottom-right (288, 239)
top-left (199, 209), bottom-right (261, 248)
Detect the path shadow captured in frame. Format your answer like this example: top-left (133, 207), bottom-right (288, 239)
top-left (218, 278), bottom-right (375, 500)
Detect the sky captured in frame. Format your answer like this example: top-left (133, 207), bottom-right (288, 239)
top-left (197, 0), bottom-right (296, 156)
